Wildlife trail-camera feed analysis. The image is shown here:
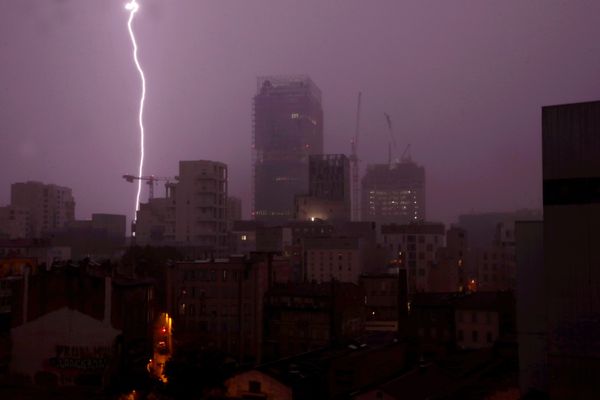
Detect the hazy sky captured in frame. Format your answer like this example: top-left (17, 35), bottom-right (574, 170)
top-left (1, 0), bottom-right (600, 227)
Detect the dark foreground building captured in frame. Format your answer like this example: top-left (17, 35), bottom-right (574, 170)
top-left (541, 100), bottom-right (600, 398)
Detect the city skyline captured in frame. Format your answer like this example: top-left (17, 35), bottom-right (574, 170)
top-left (2, 1), bottom-right (600, 226)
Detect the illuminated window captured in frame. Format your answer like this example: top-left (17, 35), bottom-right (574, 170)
top-left (241, 235), bottom-right (247, 241)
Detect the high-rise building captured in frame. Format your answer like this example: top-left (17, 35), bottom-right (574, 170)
top-left (10, 181), bottom-right (75, 238)
top-left (135, 160), bottom-right (228, 256)
top-left (295, 154), bottom-right (351, 221)
top-left (361, 161), bottom-right (425, 225)
top-left (541, 100), bottom-right (600, 398)
top-left (253, 76), bottom-right (324, 224)
top-left (174, 160), bottom-right (228, 254)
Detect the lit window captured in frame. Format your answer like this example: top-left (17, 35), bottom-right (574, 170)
top-left (241, 235), bottom-right (247, 241)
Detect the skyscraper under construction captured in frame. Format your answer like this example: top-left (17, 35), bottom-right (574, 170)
top-left (253, 76), bottom-right (324, 223)
top-left (361, 160), bottom-right (426, 225)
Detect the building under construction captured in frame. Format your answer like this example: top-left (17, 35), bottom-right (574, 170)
top-left (361, 160), bottom-right (426, 225)
top-left (253, 76), bottom-right (324, 224)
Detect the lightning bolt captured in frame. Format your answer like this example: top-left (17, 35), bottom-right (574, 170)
top-left (125, 0), bottom-right (145, 233)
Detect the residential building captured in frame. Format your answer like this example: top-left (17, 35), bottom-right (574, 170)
top-left (295, 154), bottom-right (351, 221)
top-left (380, 222), bottom-right (445, 293)
top-left (542, 100), bottom-right (600, 397)
top-left (454, 292), bottom-right (515, 350)
top-left (10, 181), bottom-right (75, 238)
top-left (166, 255), bottom-right (292, 363)
top-left (0, 206), bottom-right (31, 239)
top-left (174, 160), bottom-right (228, 253)
top-left (428, 227), bottom-right (469, 292)
top-left (361, 161), bottom-right (425, 225)
top-left (263, 281), bottom-right (364, 360)
top-left (253, 76), bottom-right (324, 224)
top-left (411, 292), bottom-right (515, 355)
top-left (360, 272), bottom-right (407, 332)
top-left (135, 160), bottom-right (228, 257)
top-left (304, 237), bottom-right (364, 284)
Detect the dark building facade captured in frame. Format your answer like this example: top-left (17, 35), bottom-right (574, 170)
top-left (360, 272), bottom-right (407, 332)
top-left (253, 76), bottom-right (324, 224)
top-left (166, 255), bottom-right (292, 364)
top-left (294, 155), bottom-right (351, 222)
top-left (262, 282), bottom-right (364, 361)
top-left (361, 161), bottom-right (425, 225)
top-left (542, 100), bottom-right (600, 398)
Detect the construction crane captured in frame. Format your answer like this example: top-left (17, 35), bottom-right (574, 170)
top-left (350, 92), bottom-right (362, 221)
top-left (122, 174), bottom-right (174, 200)
top-left (383, 112), bottom-right (411, 164)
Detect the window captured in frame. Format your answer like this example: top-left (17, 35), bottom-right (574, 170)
top-left (241, 234), bottom-right (247, 241)
top-left (472, 311), bottom-right (478, 323)
top-left (486, 331), bottom-right (493, 343)
top-left (457, 329), bottom-right (464, 341)
top-left (472, 330), bottom-right (479, 342)
top-left (249, 380), bottom-right (261, 393)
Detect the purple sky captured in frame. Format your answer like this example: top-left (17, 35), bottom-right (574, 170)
top-left (2, 0), bottom-right (600, 227)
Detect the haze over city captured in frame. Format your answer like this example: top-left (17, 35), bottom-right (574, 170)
top-left (2, 0), bottom-right (600, 225)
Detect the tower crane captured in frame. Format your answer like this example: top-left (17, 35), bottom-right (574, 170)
top-left (122, 174), bottom-right (174, 200)
top-left (350, 92), bottom-right (362, 221)
top-left (384, 113), bottom-right (411, 164)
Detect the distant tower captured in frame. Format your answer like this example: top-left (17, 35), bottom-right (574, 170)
top-left (361, 160), bottom-right (425, 225)
top-left (252, 76), bottom-right (324, 224)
